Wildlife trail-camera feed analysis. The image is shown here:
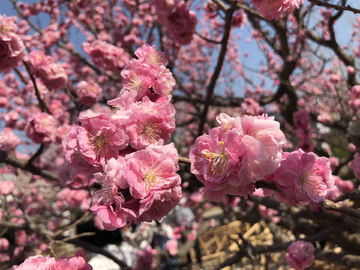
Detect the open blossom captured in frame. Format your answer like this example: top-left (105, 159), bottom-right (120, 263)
top-left (0, 15), bottom-right (25, 72)
top-left (25, 112), bottom-right (57, 145)
top-left (274, 149), bottom-right (334, 205)
top-left (126, 98), bottom-right (176, 149)
top-left (286, 241), bottom-right (315, 270)
top-left (77, 111), bottom-right (129, 166)
top-left (252, 0), bottom-right (300, 21)
top-left (76, 80), bottom-right (102, 105)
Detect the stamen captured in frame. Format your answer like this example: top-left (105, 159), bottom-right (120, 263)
top-left (141, 122), bottom-right (162, 143)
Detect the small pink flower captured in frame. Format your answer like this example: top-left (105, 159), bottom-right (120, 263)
top-left (37, 62), bottom-right (68, 90)
top-left (14, 255), bottom-right (56, 269)
top-left (286, 241), bottom-right (315, 270)
top-left (25, 112), bottom-right (57, 145)
top-left (76, 81), bottom-right (103, 105)
top-left (166, 2), bottom-right (197, 45)
top-left (232, 9), bottom-right (247, 28)
top-left (0, 238), bottom-right (9, 251)
top-left (166, 239), bottom-right (178, 256)
top-left (77, 115), bottom-right (129, 166)
top-left (0, 181), bottom-right (14, 195)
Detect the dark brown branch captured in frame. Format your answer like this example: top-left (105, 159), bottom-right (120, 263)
top-left (320, 199), bottom-right (360, 221)
top-left (22, 60), bottom-right (51, 114)
top-left (197, 1), bottom-right (236, 136)
top-left (68, 239), bottom-right (131, 269)
top-left (0, 150), bottom-right (58, 181)
top-left (333, 189), bottom-right (360, 203)
top-left (308, 0), bottom-right (360, 14)
top-left (212, 224), bottom-right (341, 270)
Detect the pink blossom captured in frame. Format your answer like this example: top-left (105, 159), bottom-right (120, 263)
top-left (127, 112), bottom-right (175, 149)
top-left (52, 250), bottom-right (92, 270)
top-left (153, 65), bottom-right (176, 101)
top-left (286, 241), bottom-right (315, 270)
top-left (83, 40), bottom-right (129, 71)
top-left (234, 114), bottom-right (286, 178)
top-left (232, 9), bottom-right (247, 28)
top-left (0, 127), bottom-right (21, 152)
top-left (0, 238), bottom-right (9, 251)
top-left (166, 2), bottom-right (197, 45)
top-left (25, 112), bottom-right (57, 145)
top-left (0, 181), bottom-right (14, 195)
top-left (0, 252), bottom-right (9, 263)
top-left (135, 43), bottom-right (167, 67)
top-left (334, 176), bottom-right (354, 194)
top-left (76, 81), bottom-right (103, 105)
top-left (274, 149), bottom-right (334, 205)
top-left (187, 229), bottom-right (197, 241)
top-left (62, 126), bottom-right (97, 175)
top-left (37, 62), bottom-right (68, 90)
top-left (77, 114), bottom-right (129, 166)
top-left (121, 60), bottom-right (155, 100)
top-left (0, 15), bottom-right (25, 72)
top-left (166, 239), bottom-right (178, 256)
top-left (252, 0), bottom-right (300, 21)
top-left (14, 251), bottom-right (92, 270)
top-left (49, 99), bottom-right (65, 118)
top-left (14, 255), bottom-right (56, 270)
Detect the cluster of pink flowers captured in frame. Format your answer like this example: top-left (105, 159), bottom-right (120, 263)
top-left (189, 113), bottom-right (286, 201)
top-left (294, 109), bottom-right (314, 152)
top-left (83, 40), bottom-right (129, 72)
top-left (153, 0), bottom-right (197, 45)
top-left (12, 250), bottom-right (92, 270)
top-left (285, 241), bottom-right (315, 270)
top-left (252, 0), bottom-right (300, 21)
top-left (27, 50), bottom-right (68, 90)
top-left (90, 143), bottom-right (182, 230)
top-left (62, 44), bottom-right (181, 229)
top-left (265, 149), bottom-right (334, 205)
top-left (0, 15), bottom-right (25, 72)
